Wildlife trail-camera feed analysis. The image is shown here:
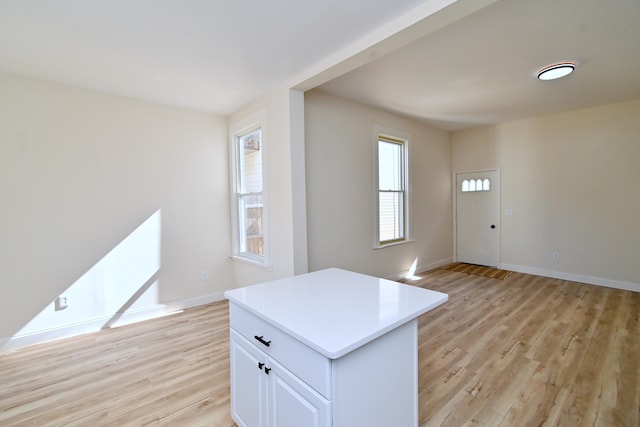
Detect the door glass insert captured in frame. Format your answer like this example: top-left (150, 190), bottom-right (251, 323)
top-left (461, 178), bottom-right (491, 193)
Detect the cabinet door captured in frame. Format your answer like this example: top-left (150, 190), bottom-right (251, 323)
top-left (268, 358), bottom-right (331, 427)
top-left (230, 330), bottom-right (268, 427)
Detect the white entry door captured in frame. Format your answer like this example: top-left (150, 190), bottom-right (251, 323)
top-left (456, 170), bottom-right (500, 267)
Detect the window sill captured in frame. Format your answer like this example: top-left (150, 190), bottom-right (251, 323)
top-left (373, 239), bottom-right (415, 250)
top-left (230, 255), bottom-right (273, 271)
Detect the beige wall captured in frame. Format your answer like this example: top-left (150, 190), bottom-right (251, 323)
top-left (304, 90), bottom-right (452, 278)
top-left (3, 70), bottom-right (637, 347)
top-left (0, 73), bottom-right (234, 342)
top-left (452, 98), bottom-right (640, 288)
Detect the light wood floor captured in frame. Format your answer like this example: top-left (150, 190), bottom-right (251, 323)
top-left (1, 269), bottom-right (639, 426)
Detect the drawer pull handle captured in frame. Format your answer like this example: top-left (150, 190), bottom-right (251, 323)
top-left (264, 367), bottom-right (272, 375)
top-left (254, 335), bottom-right (271, 347)
top-left (258, 362), bottom-right (264, 370)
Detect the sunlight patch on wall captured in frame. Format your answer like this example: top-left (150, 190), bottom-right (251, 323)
top-left (405, 257), bottom-right (422, 281)
top-left (12, 209), bottom-right (163, 342)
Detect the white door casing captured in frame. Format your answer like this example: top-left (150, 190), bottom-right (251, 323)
top-left (455, 170), bottom-right (500, 267)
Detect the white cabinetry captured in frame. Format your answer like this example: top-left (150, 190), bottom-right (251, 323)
top-left (230, 328), bottom-right (330, 427)
top-left (225, 268), bottom-right (448, 427)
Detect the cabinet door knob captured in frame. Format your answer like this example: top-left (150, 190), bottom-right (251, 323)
top-left (254, 335), bottom-right (272, 347)
top-left (258, 362), bottom-right (264, 370)
top-left (264, 367), bottom-right (271, 375)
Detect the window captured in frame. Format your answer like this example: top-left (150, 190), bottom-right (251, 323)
top-left (376, 134), bottom-right (408, 246)
top-left (230, 112), bottom-right (267, 264)
top-left (461, 178), bottom-right (491, 192)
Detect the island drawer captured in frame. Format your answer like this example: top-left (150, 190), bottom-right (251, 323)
top-left (229, 302), bottom-right (331, 398)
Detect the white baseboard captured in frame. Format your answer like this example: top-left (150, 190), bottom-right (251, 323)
top-left (389, 258), bottom-right (639, 293)
top-left (3, 315), bottom-right (129, 353)
top-left (1, 291), bottom-right (228, 354)
top-left (162, 291), bottom-right (227, 312)
top-left (386, 257), bottom-right (454, 281)
top-left (500, 263), bottom-right (640, 293)
top-left (7, 264), bottom-right (633, 354)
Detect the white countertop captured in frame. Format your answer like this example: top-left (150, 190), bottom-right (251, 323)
top-left (224, 268), bottom-right (448, 359)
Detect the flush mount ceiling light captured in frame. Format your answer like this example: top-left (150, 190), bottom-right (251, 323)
top-left (537, 62), bottom-right (576, 81)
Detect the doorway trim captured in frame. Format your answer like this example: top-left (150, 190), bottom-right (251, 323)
top-left (452, 168), bottom-right (501, 267)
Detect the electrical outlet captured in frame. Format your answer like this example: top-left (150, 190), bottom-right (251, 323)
top-left (55, 296), bottom-right (69, 311)
top-left (201, 271), bottom-right (208, 281)
top-left (552, 252), bottom-right (560, 260)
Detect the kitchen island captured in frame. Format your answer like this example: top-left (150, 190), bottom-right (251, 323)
top-left (224, 268), bottom-right (448, 427)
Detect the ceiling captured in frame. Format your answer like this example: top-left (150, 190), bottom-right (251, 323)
top-left (319, 0), bottom-right (640, 130)
top-left (1, 0), bottom-right (639, 131)
top-left (0, 0), bottom-right (431, 114)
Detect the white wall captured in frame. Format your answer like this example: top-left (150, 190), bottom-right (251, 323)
top-left (452, 98), bottom-right (640, 290)
top-left (0, 73), bottom-right (234, 347)
top-left (304, 90), bottom-right (452, 279)
top-left (5, 70), bottom-right (636, 350)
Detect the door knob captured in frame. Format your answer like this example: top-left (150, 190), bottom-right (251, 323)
top-left (490, 225), bottom-right (496, 229)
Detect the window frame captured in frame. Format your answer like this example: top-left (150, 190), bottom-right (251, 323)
top-left (373, 127), bottom-right (411, 248)
top-left (229, 110), bottom-right (270, 267)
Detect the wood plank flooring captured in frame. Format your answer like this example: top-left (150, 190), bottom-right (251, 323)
top-left (0, 303), bottom-right (235, 426)
top-left (1, 269), bottom-right (638, 426)
top-left (413, 269), bottom-right (640, 427)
